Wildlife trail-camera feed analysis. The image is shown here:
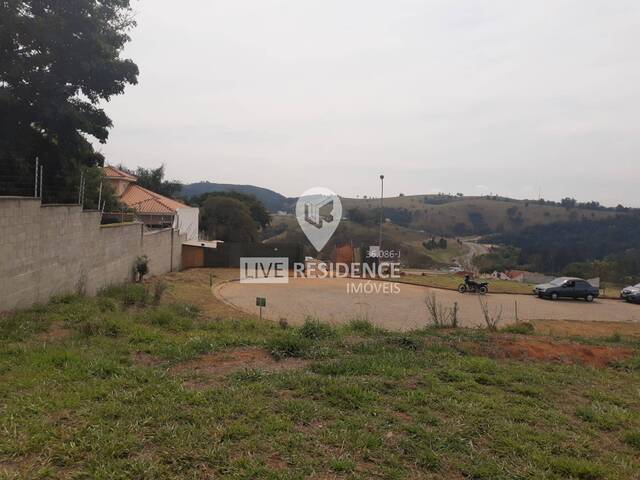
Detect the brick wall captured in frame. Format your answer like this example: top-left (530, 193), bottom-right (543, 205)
top-left (0, 197), bottom-right (185, 312)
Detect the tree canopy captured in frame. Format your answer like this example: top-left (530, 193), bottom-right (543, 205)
top-left (0, 0), bottom-right (138, 200)
top-left (121, 165), bottom-right (182, 199)
top-left (200, 197), bottom-right (258, 242)
top-left (192, 191), bottom-right (271, 229)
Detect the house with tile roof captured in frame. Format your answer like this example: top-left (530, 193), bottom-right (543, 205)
top-left (103, 166), bottom-right (199, 241)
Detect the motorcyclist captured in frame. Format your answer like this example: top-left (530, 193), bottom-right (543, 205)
top-left (464, 274), bottom-right (477, 288)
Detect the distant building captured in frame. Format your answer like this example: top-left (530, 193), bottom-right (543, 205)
top-left (103, 166), bottom-right (199, 241)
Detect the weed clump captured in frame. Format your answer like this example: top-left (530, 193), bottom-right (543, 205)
top-left (99, 283), bottom-right (150, 307)
top-left (300, 317), bottom-right (336, 340)
top-left (502, 322), bottom-right (535, 335)
top-left (268, 333), bottom-right (311, 360)
top-left (424, 293), bottom-right (458, 328)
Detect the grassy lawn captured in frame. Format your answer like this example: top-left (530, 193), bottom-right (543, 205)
top-left (397, 273), bottom-right (536, 295)
top-left (404, 240), bottom-right (467, 266)
top-left (0, 269), bottom-right (639, 479)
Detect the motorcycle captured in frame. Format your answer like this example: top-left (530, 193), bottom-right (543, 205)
top-left (458, 279), bottom-right (489, 294)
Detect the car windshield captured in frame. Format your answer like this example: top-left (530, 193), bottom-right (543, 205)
top-left (549, 278), bottom-right (568, 286)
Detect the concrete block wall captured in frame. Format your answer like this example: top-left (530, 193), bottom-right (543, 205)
top-left (0, 197), bottom-right (185, 312)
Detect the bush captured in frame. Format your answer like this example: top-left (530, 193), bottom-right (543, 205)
top-left (134, 255), bottom-right (149, 282)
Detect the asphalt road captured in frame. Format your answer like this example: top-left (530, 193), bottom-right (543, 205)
top-left (216, 277), bottom-right (640, 331)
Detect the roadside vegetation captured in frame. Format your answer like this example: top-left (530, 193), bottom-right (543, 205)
top-left (1, 271), bottom-right (639, 479)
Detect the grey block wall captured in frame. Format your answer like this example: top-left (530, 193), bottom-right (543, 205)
top-left (0, 197), bottom-right (185, 312)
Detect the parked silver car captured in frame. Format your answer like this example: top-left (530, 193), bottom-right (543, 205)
top-left (621, 283), bottom-right (640, 301)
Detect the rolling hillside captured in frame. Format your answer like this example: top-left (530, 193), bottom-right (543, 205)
top-left (341, 195), bottom-right (621, 236)
top-left (263, 214), bottom-right (466, 269)
top-left (180, 182), bottom-right (293, 212)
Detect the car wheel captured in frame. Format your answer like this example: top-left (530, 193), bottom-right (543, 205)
top-left (585, 294), bottom-right (594, 303)
top-left (551, 293), bottom-right (558, 301)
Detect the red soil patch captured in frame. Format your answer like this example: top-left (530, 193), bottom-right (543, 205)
top-left (169, 347), bottom-right (308, 387)
top-left (489, 336), bottom-right (634, 367)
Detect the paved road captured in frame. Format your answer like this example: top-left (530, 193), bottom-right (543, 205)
top-left (216, 277), bottom-right (640, 331)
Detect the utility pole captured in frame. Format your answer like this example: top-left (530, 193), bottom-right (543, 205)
top-left (379, 174), bottom-right (384, 251)
top-left (34, 157), bottom-right (39, 197)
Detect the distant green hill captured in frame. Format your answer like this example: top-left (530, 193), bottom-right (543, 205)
top-left (342, 195), bottom-right (622, 236)
top-left (180, 182), bottom-right (293, 212)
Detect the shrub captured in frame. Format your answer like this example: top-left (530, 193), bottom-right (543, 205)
top-left (134, 255), bottom-right (149, 282)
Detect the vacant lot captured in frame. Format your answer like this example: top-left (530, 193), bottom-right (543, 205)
top-left (1, 268), bottom-right (639, 479)
top-left (218, 277), bottom-right (640, 330)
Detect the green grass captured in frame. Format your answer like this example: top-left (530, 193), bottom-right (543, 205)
top-left (0, 284), bottom-right (639, 478)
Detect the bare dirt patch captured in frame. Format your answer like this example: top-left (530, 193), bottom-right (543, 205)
top-left (169, 347), bottom-right (308, 388)
top-left (132, 351), bottom-right (163, 368)
top-left (467, 336), bottom-right (635, 367)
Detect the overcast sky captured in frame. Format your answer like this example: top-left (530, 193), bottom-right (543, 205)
top-left (97, 0), bottom-right (640, 206)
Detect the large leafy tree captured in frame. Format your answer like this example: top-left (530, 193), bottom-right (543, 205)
top-left (127, 165), bottom-right (182, 199)
top-left (0, 0), bottom-right (138, 201)
top-left (192, 191), bottom-right (271, 228)
top-left (200, 196), bottom-right (258, 242)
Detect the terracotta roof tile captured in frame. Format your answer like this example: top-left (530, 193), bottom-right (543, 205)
top-left (103, 165), bottom-right (138, 182)
top-left (120, 184), bottom-right (188, 214)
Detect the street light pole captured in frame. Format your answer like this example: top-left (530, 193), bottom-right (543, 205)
top-left (379, 174), bottom-right (384, 251)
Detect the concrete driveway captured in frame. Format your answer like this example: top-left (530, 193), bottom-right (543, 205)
top-left (216, 277), bottom-right (640, 331)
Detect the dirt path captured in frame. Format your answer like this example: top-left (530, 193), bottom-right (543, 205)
top-left (458, 238), bottom-right (490, 271)
top-left (216, 277), bottom-right (640, 331)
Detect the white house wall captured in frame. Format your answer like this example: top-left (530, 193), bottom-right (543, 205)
top-left (175, 207), bottom-right (199, 241)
